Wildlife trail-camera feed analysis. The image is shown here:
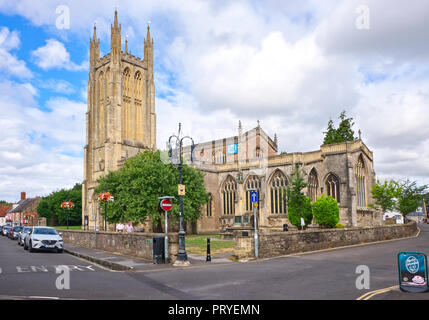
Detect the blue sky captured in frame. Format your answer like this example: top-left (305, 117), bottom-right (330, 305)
top-left (0, 0), bottom-right (429, 202)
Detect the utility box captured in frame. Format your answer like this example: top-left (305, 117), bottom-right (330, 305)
top-left (283, 224), bottom-right (288, 232)
top-left (153, 236), bottom-right (165, 264)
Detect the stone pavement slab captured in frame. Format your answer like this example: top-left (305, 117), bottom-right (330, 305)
top-left (64, 244), bottom-right (235, 272)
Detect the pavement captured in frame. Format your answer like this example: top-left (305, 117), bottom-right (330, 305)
top-left (64, 243), bottom-right (235, 272)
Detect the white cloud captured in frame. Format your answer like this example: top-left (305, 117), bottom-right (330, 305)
top-left (31, 39), bottom-right (87, 71)
top-left (0, 79), bottom-right (85, 202)
top-left (37, 78), bottom-right (75, 94)
top-left (0, 27), bottom-right (33, 78)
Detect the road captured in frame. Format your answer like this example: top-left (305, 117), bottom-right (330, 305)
top-left (0, 224), bottom-right (428, 300)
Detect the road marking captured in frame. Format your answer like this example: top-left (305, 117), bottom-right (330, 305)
top-left (14, 265), bottom-right (97, 273)
top-left (356, 285), bottom-right (399, 300)
top-left (28, 296), bottom-right (60, 300)
top-left (0, 295), bottom-right (86, 300)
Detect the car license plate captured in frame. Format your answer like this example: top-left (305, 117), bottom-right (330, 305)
top-left (45, 245), bottom-right (54, 248)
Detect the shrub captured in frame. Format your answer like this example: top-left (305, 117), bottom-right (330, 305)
top-left (288, 196), bottom-right (313, 229)
top-left (313, 195), bottom-right (340, 228)
top-left (286, 166), bottom-right (313, 228)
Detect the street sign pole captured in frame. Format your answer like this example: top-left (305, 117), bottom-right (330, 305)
top-left (254, 203), bottom-right (258, 258)
top-left (159, 196), bottom-right (174, 263)
top-left (249, 189), bottom-right (259, 259)
top-left (94, 211), bottom-right (97, 249)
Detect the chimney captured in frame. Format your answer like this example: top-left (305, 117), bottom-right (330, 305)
top-left (21, 192), bottom-right (26, 200)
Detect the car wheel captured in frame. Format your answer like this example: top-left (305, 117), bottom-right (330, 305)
top-left (57, 248), bottom-right (63, 253)
top-left (29, 241), bottom-right (35, 252)
top-left (24, 242), bottom-right (28, 250)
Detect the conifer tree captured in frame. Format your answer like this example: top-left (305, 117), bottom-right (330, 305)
top-left (323, 111), bottom-right (356, 145)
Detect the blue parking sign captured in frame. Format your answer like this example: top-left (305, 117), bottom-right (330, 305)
top-left (251, 192), bottom-right (258, 203)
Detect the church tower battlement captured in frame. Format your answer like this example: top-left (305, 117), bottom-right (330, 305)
top-left (83, 10), bottom-right (156, 229)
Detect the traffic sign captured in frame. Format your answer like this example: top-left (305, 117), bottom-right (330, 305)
top-left (160, 199), bottom-right (173, 211)
top-left (178, 184), bottom-right (186, 196)
top-left (251, 191), bottom-right (258, 203)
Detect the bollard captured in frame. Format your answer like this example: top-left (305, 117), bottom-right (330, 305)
top-left (206, 238), bottom-right (211, 262)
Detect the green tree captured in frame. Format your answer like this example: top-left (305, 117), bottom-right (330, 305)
top-left (396, 180), bottom-right (428, 217)
top-left (36, 183), bottom-right (82, 226)
top-left (286, 166), bottom-right (313, 229)
top-left (370, 179), bottom-right (400, 213)
top-left (323, 119), bottom-right (338, 145)
top-left (312, 195), bottom-right (340, 228)
top-left (336, 111), bottom-right (355, 142)
top-left (323, 111), bottom-right (356, 145)
top-left (95, 150), bottom-right (208, 226)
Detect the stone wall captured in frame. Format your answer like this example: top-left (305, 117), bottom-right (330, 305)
top-left (60, 230), bottom-right (179, 262)
top-left (234, 221), bottom-right (418, 259)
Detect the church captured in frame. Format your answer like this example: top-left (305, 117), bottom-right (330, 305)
top-left (82, 11), bottom-right (381, 233)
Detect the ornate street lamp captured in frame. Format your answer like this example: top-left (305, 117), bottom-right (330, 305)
top-left (60, 201), bottom-right (75, 230)
top-left (97, 189), bottom-right (114, 231)
top-left (168, 123), bottom-right (195, 262)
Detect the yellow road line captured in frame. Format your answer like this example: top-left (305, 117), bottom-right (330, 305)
top-left (356, 285), bottom-right (399, 300)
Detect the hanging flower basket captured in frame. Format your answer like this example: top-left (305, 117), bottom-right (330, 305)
top-left (98, 192), bottom-right (114, 202)
top-left (61, 201), bottom-right (75, 209)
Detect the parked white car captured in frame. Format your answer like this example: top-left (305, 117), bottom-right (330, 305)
top-left (17, 227), bottom-right (32, 246)
top-left (24, 227), bottom-right (64, 253)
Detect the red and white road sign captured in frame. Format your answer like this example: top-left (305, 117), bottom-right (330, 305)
top-left (160, 199), bottom-right (173, 211)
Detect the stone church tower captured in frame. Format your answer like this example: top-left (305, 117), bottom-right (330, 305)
top-left (82, 10), bottom-right (156, 229)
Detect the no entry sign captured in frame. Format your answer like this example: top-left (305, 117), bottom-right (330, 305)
top-left (160, 199), bottom-right (173, 211)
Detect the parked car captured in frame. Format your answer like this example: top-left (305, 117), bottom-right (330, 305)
top-left (9, 226), bottom-right (23, 240)
top-left (2, 226), bottom-right (11, 236)
top-left (24, 227), bottom-right (64, 253)
top-left (17, 227), bottom-right (32, 246)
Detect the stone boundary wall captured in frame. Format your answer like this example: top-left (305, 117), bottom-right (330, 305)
top-left (234, 221), bottom-right (418, 259)
top-left (59, 230), bottom-right (179, 262)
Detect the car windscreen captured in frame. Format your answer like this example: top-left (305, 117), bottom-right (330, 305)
top-left (14, 227), bottom-right (23, 231)
top-left (33, 228), bottom-right (58, 235)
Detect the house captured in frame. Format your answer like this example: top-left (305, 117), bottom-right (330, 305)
top-left (0, 204), bottom-right (12, 226)
top-left (7, 192), bottom-right (42, 226)
top-left (407, 206), bottom-right (425, 223)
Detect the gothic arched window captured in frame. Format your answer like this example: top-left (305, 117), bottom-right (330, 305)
top-left (206, 193), bottom-right (213, 217)
top-left (245, 175), bottom-right (261, 212)
top-left (123, 68), bottom-right (131, 97)
top-left (222, 176), bottom-right (237, 216)
top-left (270, 170), bottom-right (288, 214)
top-left (122, 68), bottom-right (132, 138)
top-left (325, 173), bottom-right (340, 203)
top-left (355, 156), bottom-right (367, 208)
top-left (98, 72), bottom-right (104, 143)
top-left (134, 71), bottom-right (142, 100)
top-left (308, 168), bottom-right (319, 203)
top-left (105, 68), bottom-right (110, 99)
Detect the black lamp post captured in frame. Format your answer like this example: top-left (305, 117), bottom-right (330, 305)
top-left (104, 186), bottom-right (107, 231)
top-left (168, 123), bottom-right (195, 262)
